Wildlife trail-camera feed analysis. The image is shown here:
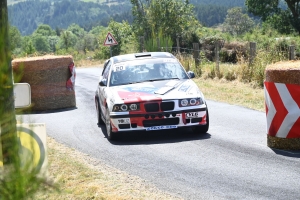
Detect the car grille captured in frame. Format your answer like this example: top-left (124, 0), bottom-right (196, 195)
top-left (144, 101), bottom-right (174, 112)
top-left (144, 103), bottom-right (159, 112)
top-left (143, 118), bottom-right (179, 127)
top-left (161, 102), bottom-right (174, 111)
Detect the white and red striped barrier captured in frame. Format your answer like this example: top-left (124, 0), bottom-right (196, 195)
top-left (264, 82), bottom-right (300, 138)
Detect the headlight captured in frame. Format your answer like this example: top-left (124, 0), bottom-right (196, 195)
top-left (179, 98), bottom-right (203, 107)
top-left (180, 99), bottom-right (189, 107)
top-left (113, 103), bottom-right (140, 112)
top-left (190, 98), bottom-right (197, 106)
top-left (129, 103), bottom-right (138, 110)
top-left (120, 104), bottom-right (128, 111)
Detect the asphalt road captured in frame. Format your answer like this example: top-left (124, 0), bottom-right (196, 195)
top-left (21, 67), bottom-right (300, 200)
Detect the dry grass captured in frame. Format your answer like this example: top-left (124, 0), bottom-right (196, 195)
top-left (75, 59), bottom-right (104, 68)
top-left (194, 77), bottom-right (265, 112)
top-left (35, 137), bottom-right (182, 200)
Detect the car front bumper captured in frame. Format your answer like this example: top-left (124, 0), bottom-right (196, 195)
top-left (109, 107), bottom-right (208, 132)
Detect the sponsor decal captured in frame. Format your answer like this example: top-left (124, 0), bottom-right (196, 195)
top-left (121, 86), bottom-right (157, 93)
top-left (146, 125), bottom-right (177, 131)
top-left (178, 84), bottom-right (191, 92)
top-left (113, 65), bottom-right (126, 72)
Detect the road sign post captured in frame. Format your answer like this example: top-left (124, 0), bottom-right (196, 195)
top-left (103, 32), bottom-right (118, 57)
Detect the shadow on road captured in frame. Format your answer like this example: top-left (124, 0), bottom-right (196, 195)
top-left (97, 124), bottom-right (211, 145)
top-left (270, 148), bottom-right (300, 158)
top-left (18, 107), bottom-right (78, 114)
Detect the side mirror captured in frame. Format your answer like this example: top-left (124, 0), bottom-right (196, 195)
top-left (99, 79), bottom-right (107, 86)
top-left (187, 71), bottom-right (195, 79)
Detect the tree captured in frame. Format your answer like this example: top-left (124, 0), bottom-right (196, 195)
top-left (245, 0), bottom-right (300, 34)
top-left (222, 7), bottom-right (255, 36)
top-left (32, 35), bottom-right (51, 53)
top-left (33, 24), bottom-right (56, 37)
top-left (22, 36), bottom-right (36, 55)
top-left (58, 31), bottom-right (77, 50)
top-left (130, 0), bottom-right (201, 47)
top-left (67, 23), bottom-right (86, 38)
top-left (1, 0), bottom-right (17, 166)
top-left (9, 25), bottom-right (22, 52)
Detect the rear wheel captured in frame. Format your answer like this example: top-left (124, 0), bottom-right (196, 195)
top-left (95, 98), bottom-right (104, 125)
top-left (192, 109), bottom-right (209, 134)
top-left (105, 110), bottom-right (116, 140)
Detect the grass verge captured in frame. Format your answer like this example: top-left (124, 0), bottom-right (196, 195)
top-left (195, 77), bottom-right (265, 112)
top-left (35, 137), bottom-right (183, 200)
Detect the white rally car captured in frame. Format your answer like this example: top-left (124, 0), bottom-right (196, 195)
top-left (95, 52), bottom-right (209, 140)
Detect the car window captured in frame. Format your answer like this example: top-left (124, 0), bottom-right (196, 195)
top-left (109, 59), bottom-right (189, 86)
top-left (102, 60), bottom-right (110, 76)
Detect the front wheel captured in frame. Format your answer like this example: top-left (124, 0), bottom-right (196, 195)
top-left (192, 109), bottom-right (209, 134)
top-left (105, 110), bottom-right (116, 140)
top-left (95, 98), bottom-right (104, 125)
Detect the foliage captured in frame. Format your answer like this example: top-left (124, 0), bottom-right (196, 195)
top-left (144, 29), bottom-right (173, 52)
top-left (33, 24), bottom-right (56, 37)
top-left (8, 0), bottom-right (132, 35)
top-left (1, 5), bottom-right (52, 199)
top-left (222, 7), bottom-right (255, 36)
top-left (130, 0), bottom-right (201, 48)
top-left (9, 25), bottom-right (22, 51)
top-left (245, 0), bottom-right (300, 34)
top-left (94, 20), bottom-right (134, 59)
top-left (32, 35), bottom-right (51, 53)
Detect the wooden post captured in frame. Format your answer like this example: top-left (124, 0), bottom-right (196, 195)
top-left (215, 40), bottom-right (220, 76)
top-left (176, 37), bottom-right (180, 54)
top-left (249, 42), bottom-right (256, 65)
top-left (157, 38), bottom-right (160, 52)
top-left (193, 43), bottom-right (200, 72)
top-left (139, 36), bottom-right (144, 52)
top-left (289, 45), bottom-right (295, 60)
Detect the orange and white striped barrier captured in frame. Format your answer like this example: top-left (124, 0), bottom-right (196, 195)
top-left (264, 82), bottom-right (300, 139)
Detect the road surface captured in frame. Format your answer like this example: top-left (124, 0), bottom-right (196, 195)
top-left (21, 67), bottom-right (300, 200)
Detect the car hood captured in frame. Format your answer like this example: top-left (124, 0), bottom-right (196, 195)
top-left (108, 79), bottom-right (202, 103)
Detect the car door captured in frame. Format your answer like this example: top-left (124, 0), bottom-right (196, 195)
top-left (99, 60), bottom-right (111, 115)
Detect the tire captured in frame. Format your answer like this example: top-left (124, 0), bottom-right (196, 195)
top-left (95, 98), bottom-right (104, 125)
top-left (105, 110), bottom-right (116, 140)
top-left (192, 109), bottom-right (209, 134)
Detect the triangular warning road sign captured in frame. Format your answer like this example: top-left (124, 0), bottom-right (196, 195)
top-left (103, 32), bottom-right (118, 46)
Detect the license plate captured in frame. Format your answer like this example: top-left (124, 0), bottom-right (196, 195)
top-left (185, 112), bottom-right (198, 118)
top-left (117, 118), bottom-right (130, 124)
top-left (146, 125), bottom-right (177, 131)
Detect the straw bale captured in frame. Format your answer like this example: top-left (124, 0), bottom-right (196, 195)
top-left (12, 55), bottom-right (76, 111)
top-left (265, 60), bottom-right (300, 148)
top-left (267, 135), bottom-right (300, 150)
top-left (265, 60), bottom-right (300, 85)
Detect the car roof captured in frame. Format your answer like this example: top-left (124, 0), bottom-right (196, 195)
top-left (111, 52), bottom-right (176, 64)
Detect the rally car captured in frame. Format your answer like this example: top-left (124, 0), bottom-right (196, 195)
top-left (95, 52), bottom-right (209, 140)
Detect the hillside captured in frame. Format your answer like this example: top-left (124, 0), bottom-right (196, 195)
top-left (7, 0), bottom-right (246, 35)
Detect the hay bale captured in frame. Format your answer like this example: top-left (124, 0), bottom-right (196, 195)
top-left (265, 60), bottom-right (300, 85)
top-left (265, 60), bottom-right (300, 150)
top-left (12, 55), bottom-right (76, 111)
top-left (267, 135), bottom-right (300, 150)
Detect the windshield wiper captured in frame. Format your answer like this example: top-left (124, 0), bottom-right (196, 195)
top-left (148, 77), bottom-right (180, 82)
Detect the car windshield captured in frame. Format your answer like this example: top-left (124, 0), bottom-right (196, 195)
top-left (109, 59), bottom-right (189, 86)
